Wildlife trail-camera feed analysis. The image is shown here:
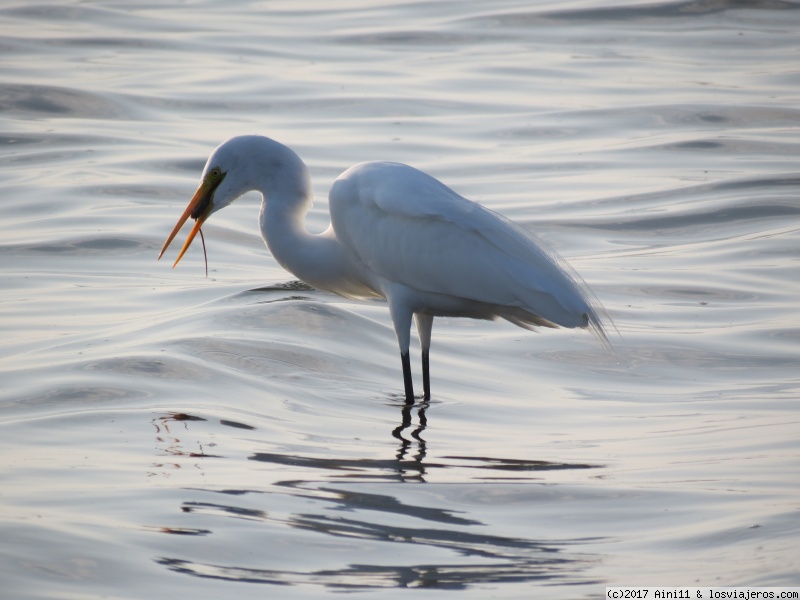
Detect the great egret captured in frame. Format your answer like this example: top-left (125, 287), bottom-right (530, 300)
top-left (159, 135), bottom-right (610, 402)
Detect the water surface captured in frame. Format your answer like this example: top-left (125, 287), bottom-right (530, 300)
top-left (1, 1), bottom-right (798, 598)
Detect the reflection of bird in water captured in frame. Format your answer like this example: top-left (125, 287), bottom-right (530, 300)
top-left (160, 135), bottom-right (611, 401)
top-left (392, 400), bottom-right (428, 479)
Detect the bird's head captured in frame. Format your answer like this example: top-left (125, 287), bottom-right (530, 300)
top-left (158, 135), bottom-right (309, 272)
top-left (158, 136), bottom-right (261, 270)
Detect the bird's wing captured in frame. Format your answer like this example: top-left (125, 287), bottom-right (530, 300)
top-left (329, 161), bottom-right (597, 329)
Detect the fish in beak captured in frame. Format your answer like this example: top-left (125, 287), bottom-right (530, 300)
top-left (158, 168), bottom-right (224, 271)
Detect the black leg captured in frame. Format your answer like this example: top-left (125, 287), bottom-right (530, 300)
top-left (421, 350), bottom-right (430, 399)
top-left (414, 314), bottom-right (433, 401)
top-left (401, 351), bottom-right (415, 403)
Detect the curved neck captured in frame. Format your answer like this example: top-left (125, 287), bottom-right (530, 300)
top-left (258, 188), bottom-right (320, 278)
top-left (257, 177), bottom-right (377, 300)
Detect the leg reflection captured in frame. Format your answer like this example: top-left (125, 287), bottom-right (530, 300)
top-left (392, 398), bottom-right (429, 480)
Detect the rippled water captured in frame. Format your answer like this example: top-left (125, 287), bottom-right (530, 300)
top-left (1, 1), bottom-right (799, 598)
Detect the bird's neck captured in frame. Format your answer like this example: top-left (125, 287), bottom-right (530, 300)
top-left (257, 179), bottom-right (376, 299)
top-left (258, 184), bottom-right (317, 276)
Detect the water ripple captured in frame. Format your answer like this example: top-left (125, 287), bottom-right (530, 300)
top-left (0, 83), bottom-right (132, 119)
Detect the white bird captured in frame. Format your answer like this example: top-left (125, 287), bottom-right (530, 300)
top-left (159, 135), bottom-right (610, 402)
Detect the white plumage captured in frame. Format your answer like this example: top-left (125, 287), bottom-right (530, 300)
top-left (159, 135), bottom-right (609, 401)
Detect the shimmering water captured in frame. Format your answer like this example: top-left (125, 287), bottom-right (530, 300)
top-left (1, 1), bottom-right (798, 598)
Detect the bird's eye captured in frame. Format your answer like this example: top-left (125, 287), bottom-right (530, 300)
top-left (209, 167), bottom-right (221, 179)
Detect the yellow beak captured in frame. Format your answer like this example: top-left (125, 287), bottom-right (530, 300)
top-left (158, 180), bottom-right (214, 268)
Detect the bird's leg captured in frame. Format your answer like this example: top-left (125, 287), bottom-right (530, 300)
top-left (421, 350), bottom-right (430, 399)
top-left (400, 351), bottom-right (415, 403)
top-left (387, 292), bottom-right (417, 403)
top-left (415, 314), bottom-right (433, 400)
